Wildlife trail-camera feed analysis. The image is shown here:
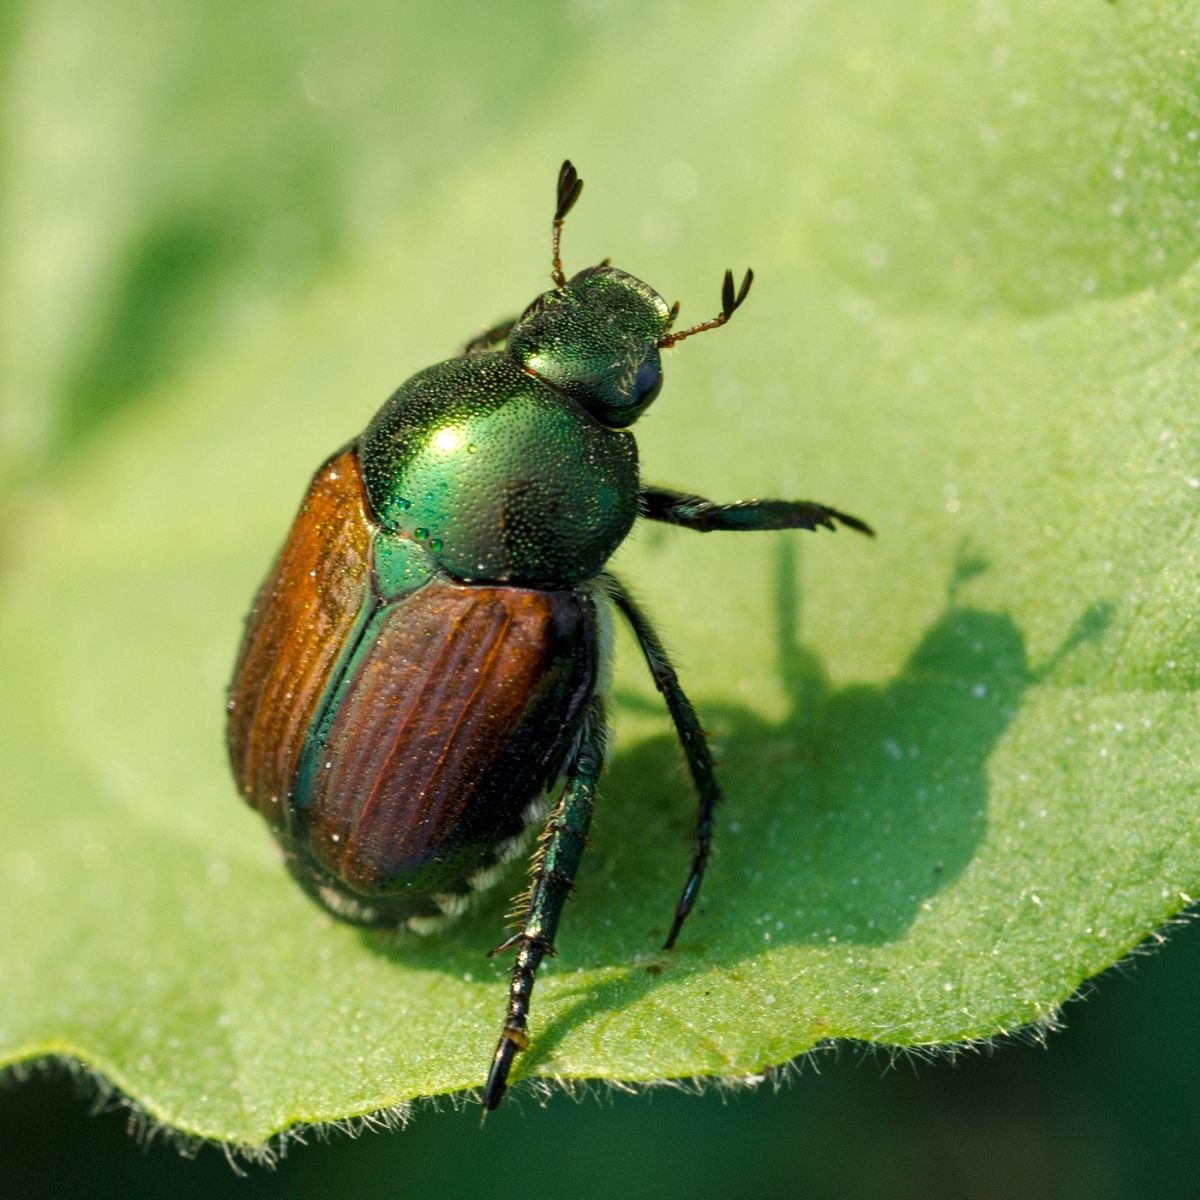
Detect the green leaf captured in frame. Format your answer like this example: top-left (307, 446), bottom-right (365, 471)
top-left (2, 0), bottom-right (1197, 1149)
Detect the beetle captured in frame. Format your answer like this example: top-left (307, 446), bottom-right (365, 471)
top-left (227, 160), bottom-right (873, 1110)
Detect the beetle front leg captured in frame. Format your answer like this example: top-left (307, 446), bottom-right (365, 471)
top-left (603, 575), bottom-right (719, 950)
top-left (641, 485), bottom-right (874, 537)
top-left (483, 699), bottom-right (607, 1111)
top-left (461, 317), bottom-right (518, 356)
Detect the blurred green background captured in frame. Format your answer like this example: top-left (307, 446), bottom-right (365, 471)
top-left (3, 0), bottom-right (1198, 1193)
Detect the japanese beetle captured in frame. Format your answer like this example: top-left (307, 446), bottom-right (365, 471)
top-left (227, 161), bottom-right (873, 1110)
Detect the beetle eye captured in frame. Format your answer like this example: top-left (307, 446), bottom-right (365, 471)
top-left (633, 359), bottom-right (662, 403)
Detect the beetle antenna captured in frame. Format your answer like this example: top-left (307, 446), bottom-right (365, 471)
top-left (552, 160), bottom-right (583, 288)
top-left (657, 268), bottom-right (753, 348)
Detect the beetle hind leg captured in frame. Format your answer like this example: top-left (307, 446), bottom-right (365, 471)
top-left (602, 574), bottom-right (720, 950)
top-left (482, 697), bottom-right (607, 1111)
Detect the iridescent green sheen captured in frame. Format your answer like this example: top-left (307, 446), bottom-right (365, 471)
top-left (292, 600), bottom-right (391, 811)
top-left (372, 529), bottom-right (436, 600)
top-left (359, 352), bottom-right (640, 587)
top-left (508, 267), bottom-right (671, 427)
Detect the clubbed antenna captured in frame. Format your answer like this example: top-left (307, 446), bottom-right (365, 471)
top-left (657, 268), bottom-right (754, 349)
top-left (552, 160), bottom-right (583, 287)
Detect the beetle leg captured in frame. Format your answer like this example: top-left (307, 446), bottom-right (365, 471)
top-left (482, 698), bottom-right (607, 1111)
top-left (602, 574), bottom-right (719, 951)
top-left (461, 316), bottom-right (518, 356)
top-left (640, 485), bottom-right (874, 537)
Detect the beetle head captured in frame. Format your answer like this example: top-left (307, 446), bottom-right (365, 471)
top-left (507, 265), bottom-right (671, 429)
top-left (506, 161), bottom-right (754, 428)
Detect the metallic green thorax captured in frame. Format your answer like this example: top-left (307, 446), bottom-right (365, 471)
top-left (358, 266), bottom-right (672, 588)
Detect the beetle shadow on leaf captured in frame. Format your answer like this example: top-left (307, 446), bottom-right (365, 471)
top-left (506, 540), bottom-right (1111, 1079)
top-left (358, 539), bottom-right (1111, 1085)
